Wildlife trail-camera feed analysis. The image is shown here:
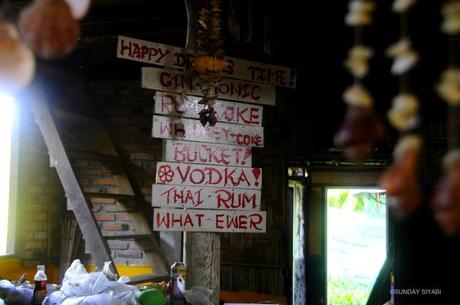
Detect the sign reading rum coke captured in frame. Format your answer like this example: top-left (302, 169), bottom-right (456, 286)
top-left (154, 92), bottom-right (263, 126)
top-left (155, 162), bottom-right (262, 189)
top-left (142, 67), bottom-right (276, 105)
top-left (153, 115), bottom-right (264, 147)
top-left (164, 140), bottom-right (252, 167)
top-left (152, 185), bottom-right (261, 210)
top-left (153, 209), bottom-right (267, 233)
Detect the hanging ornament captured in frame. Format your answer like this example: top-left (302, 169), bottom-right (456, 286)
top-left (441, 1), bottom-right (460, 35)
top-left (344, 45), bottom-right (374, 78)
top-left (193, 0), bottom-right (229, 127)
top-left (65, 0), bottom-right (91, 20)
top-left (335, 0), bottom-right (382, 162)
top-left (18, 0), bottom-right (80, 59)
top-left (379, 135), bottom-right (422, 219)
top-left (433, 150), bottom-right (460, 235)
top-left (392, 0), bottom-right (417, 13)
top-left (0, 22), bottom-right (35, 93)
top-left (437, 67), bottom-right (460, 105)
top-left (387, 93), bottom-right (420, 131)
top-left (345, 0), bottom-right (376, 26)
top-left (386, 38), bottom-right (419, 75)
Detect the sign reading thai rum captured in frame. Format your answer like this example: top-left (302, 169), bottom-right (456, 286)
top-left (164, 140), bottom-right (252, 167)
top-left (154, 92), bottom-right (263, 126)
top-left (152, 115), bottom-right (264, 147)
top-left (152, 184), bottom-right (261, 210)
top-left (142, 67), bottom-right (276, 105)
top-left (117, 35), bottom-right (296, 88)
top-left (153, 209), bottom-right (267, 233)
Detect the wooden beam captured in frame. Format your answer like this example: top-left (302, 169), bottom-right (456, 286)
top-left (26, 86), bottom-right (117, 274)
top-left (184, 1), bottom-right (221, 304)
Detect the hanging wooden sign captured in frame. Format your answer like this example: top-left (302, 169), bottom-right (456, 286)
top-left (117, 35), bottom-right (296, 88)
top-left (154, 92), bottom-right (263, 126)
top-left (164, 140), bottom-right (252, 167)
top-left (155, 162), bottom-right (262, 189)
top-left (153, 208), bottom-right (267, 233)
top-left (152, 115), bottom-right (264, 147)
top-left (142, 67), bottom-right (276, 106)
top-left (152, 184), bottom-right (261, 210)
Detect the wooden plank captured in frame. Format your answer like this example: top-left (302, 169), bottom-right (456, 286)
top-left (152, 184), bottom-right (261, 210)
top-left (142, 67), bottom-right (276, 106)
top-left (118, 35), bottom-right (296, 88)
top-left (153, 209), bottom-right (267, 233)
top-left (154, 92), bottom-right (263, 126)
top-left (152, 115), bottom-right (264, 147)
top-left (155, 162), bottom-right (262, 189)
top-left (164, 140), bottom-right (252, 167)
top-left (27, 89), bottom-right (116, 273)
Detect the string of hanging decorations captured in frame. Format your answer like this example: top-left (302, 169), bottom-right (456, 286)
top-left (192, 0), bottom-right (229, 127)
top-left (378, 0), bottom-right (423, 220)
top-left (334, 0), bottom-right (384, 162)
top-left (432, 0), bottom-right (460, 236)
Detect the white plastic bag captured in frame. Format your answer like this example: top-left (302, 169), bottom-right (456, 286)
top-left (61, 293), bottom-right (124, 305)
top-left (183, 286), bottom-right (214, 305)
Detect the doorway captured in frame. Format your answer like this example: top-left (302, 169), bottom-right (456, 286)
top-left (326, 188), bottom-right (387, 305)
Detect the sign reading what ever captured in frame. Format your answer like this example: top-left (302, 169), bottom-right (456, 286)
top-left (153, 209), bottom-right (267, 233)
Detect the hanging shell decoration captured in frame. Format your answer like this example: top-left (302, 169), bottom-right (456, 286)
top-left (387, 93), bottom-right (420, 131)
top-left (18, 0), bottom-right (80, 59)
top-left (392, 0), bottom-right (417, 13)
top-left (386, 38), bottom-right (419, 75)
top-left (345, 0), bottom-right (376, 26)
top-left (0, 22), bottom-right (35, 93)
top-left (433, 150), bottom-right (460, 235)
top-left (344, 45), bottom-right (374, 78)
top-left (441, 1), bottom-right (460, 35)
top-left (378, 135), bottom-right (423, 219)
top-left (437, 68), bottom-right (460, 105)
top-left (343, 82), bottom-right (374, 108)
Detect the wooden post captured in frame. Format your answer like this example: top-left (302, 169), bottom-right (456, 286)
top-left (184, 1), bottom-right (221, 304)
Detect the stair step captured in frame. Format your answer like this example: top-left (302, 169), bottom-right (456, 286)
top-left (54, 108), bottom-right (100, 124)
top-left (85, 192), bottom-right (135, 200)
top-left (104, 234), bottom-right (152, 240)
top-left (125, 274), bottom-right (170, 285)
top-left (71, 149), bottom-right (119, 162)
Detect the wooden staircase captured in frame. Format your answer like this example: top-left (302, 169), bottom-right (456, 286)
top-left (28, 88), bottom-right (169, 283)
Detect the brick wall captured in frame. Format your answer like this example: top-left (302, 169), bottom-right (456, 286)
top-left (16, 101), bottom-right (66, 270)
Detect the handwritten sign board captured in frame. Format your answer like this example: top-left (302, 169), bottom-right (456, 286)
top-left (154, 92), bottom-right (263, 126)
top-left (164, 140), bottom-right (252, 167)
top-left (153, 209), bottom-right (267, 233)
top-left (142, 67), bottom-right (276, 106)
top-left (155, 162), bottom-right (262, 189)
top-left (152, 115), bottom-right (264, 147)
top-left (152, 184), bottom-right (261, 210)
top-left (118, 35), bottom-right (296, 88)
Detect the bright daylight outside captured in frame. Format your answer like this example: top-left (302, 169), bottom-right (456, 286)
top-left (0, 95), bottom-right (16, 256)
top-left (327, 188), bottom-right (387, 305)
